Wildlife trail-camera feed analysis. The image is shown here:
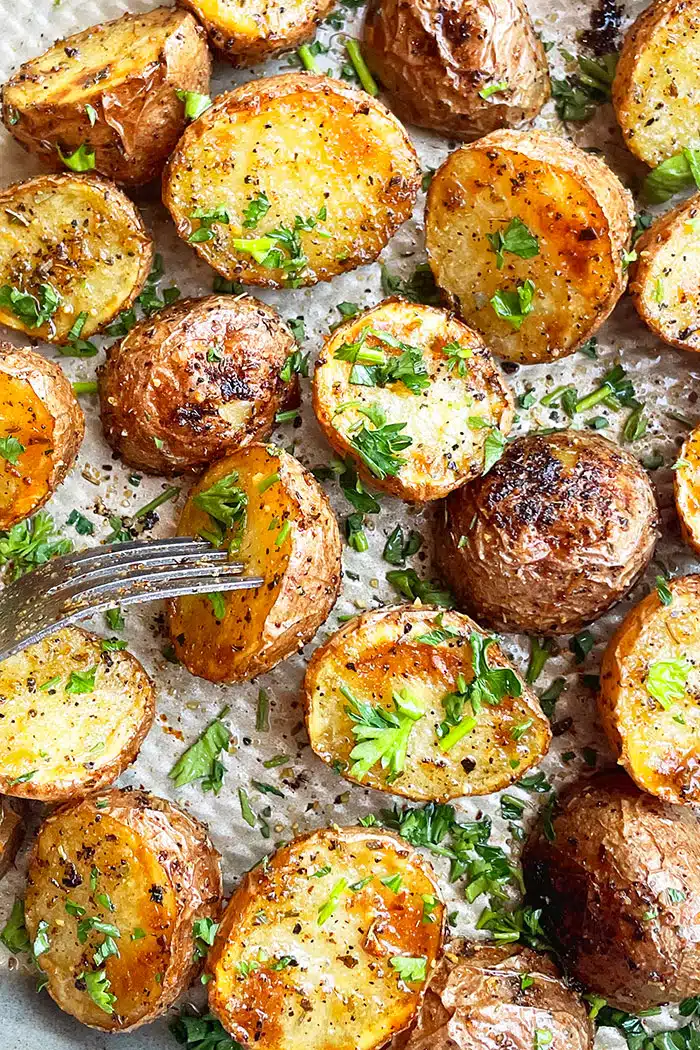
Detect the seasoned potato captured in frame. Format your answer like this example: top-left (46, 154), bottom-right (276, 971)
top-left (675, 422), bottom-right (700, 553)
top-left (0, 797), bottom-right (23, 881)
top-left (0, 344), bottom-right (84, 529)
top-left (1, 7), bottom-right (211, 187)
top-left (0, 174), bottom-right (153, 344)
top-left (523, 771), bottom-right (700, 1011)
top-left (613, 0), bottom-right (700, 168)
top-left (168, 443), bottom-right (341, 681)
top-left (312, 298), bottom-right (514, 502)
top-left (391, 941), bottom-right (593, 1050)
top-left (363, 0), bottom-right (550, 140)
top-left (180, 0), bottom-right (336, 66)
top-left (207, 825), bottom-right (444, 1050)
top-left (163, 74), bottom-right (421, 288)
top-left (99, 295), bottom-right (297, 475)
top-left (0, 627), bottom-right (155, 801)
top-left (436, 430), bottom-right (659, 634)
top-left (425, 130), bottom-right (634, 364)
top-left (303, 605), bottom-right (551, 802)
top-left (25, 788), bottom-right (222, 1031)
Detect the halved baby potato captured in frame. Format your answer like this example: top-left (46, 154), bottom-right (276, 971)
top-left (25, 788), bottom-right (222, 1031)
top-left (0, 627), bottom-right (155, 800)
top-left (2, 7), bottom-right (211, 187)
top-left (599, 574), bottom-right (700, 805)
top-left (676, 423), bottom-right (700, 553)
top-left (425, 130), bottom-right (634, 364)
top-left (312, 298), bottom-right (514, 502)
top-left (207, 825), bottom-right (444, 1050)
top-left (0, 344), bottom-right (84, 529)
top-left (0, 797), bottom-right (23, 881)
top-left (99, 295), bottom-right (297, 474)
top-left (168, 443), bottom-right (342, 681)
top-left (303, 605), bottom-right (551, 801)
top-left (0, 174), bottom-right (153, 344)
top-left (163, 74), bottom-right (421, 288)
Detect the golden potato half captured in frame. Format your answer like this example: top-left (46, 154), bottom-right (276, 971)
top-left (312, 298), bottom-right (514, 502)
top-left (303, 605), bottom-right (551, 802)
top-left (168, 443), bottom-right (341, 681)
top-left (207, 825), bottom-right (444, 1050)
top-left (675, 422), bottom-right (700, 553)
top-left (25, 788), bottom-right (222, 1031)
top-left (425, 130), bottom-right (634, 364)
top-left (613, 0), bottom-right (700, 168)
top-left (0, 627), bottom-right (155, 800)
top-left (100, 295), bottom-right (296, 474)
top-left (163, 74), bottom-right (420, 288)
top-left (2, 6), bottom-right (211, 187)
top-left (0, 174), bottom-right (153, 344)
top-left (0, 797), bottom-right (23, 881)
top-left (180, 0), bottom-right (336, 65)
top-left (436, 430), bottom-right (659, 634)
top-left (363, 0), bottom-right (550, 139)
top-left (0, 344), bottom-right (84, 529)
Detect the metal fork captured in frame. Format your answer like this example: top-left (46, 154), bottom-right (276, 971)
top-left (0, 537), bottom-right (262, 663)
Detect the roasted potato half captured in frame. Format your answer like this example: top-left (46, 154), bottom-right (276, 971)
top-left (363, 0), bottom-right (550, 140)
top-left (436, 430), bottom-right (659, 634)
top-left (0, 344), bottom-right (84, 529)
top-left (523, 771), bottom-right (700, 1011)
top-left (303, 605), bottom-right (551, 801)
top-left (675, 422), bottom-right (700, 553)
top-left (2, 7), bottom-right (211, 187)
top-left (168, 443), bottom-right (341, 681)
top-left (0, 627), bottom-right (155, 800)
top-left (312, 298), bottom-right (514, 502)
top-left (0, 797), bottom-right (23, 881)
top-left (25, 788), bottom-right (222, 1031)
top-left (163, 74), bottom-right (421, 288)
top-left (100, 295), bottom-right (297, 475)
top-left (391, 941), bottom-right (593, 1050)
top-left (0, 174), bottom-right (152, 344)
top-left (207, 825), bottom-right (444, 1050)
top-left (425, 130), bottom-right (634, 364)
top-left (613, 0), bottom-right (700, 169)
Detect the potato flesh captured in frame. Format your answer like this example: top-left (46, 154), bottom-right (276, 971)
top-left (184, 0), bottom-right (324, 53)
top-left (0, 371), bottom-right (55, 527)
top-left (676, 425), bottom-right (700, 552)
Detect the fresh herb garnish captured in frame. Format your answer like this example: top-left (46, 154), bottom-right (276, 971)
top-left (335, 327), bottom-right (430, 393)
top-left (526, 637), bottom-right (555, 684)
top-left (478, 80), bottom-right (509, 100)
top-left (383, 524), bottom-right (422, 565)
top-left (344, 685), bottom-right (424, 780)
top-left (0, 512), bottom-right (72, 580)
top-left (193, 472), bottom-right (247, 549)
top-left (486, 218), bottom-right (539, 269)
top-left (386, 567), bottom-right (454, 607)
top-left (243, 192), bottom-right (271, 229)
top-left (389, 955), bottom-right (427, 984)
top-left (169, 708), bottom-right (231, 794)
top-left (0, 282), bottom-right (60, 330)
top-left (193, 917), bottom-right (219, 960)
top-left (0, 899), bottom-right (30, 954)
top-left (280, 348), bottom-right (310, 382)
top-left (66, 667), bottom-right (97, 695)
top-left (82, 968), bottom-right (116, 1014)
top-left (0, 436), bottom-right (24, 465)
top-left (646, 658), bottom-right (691, 712)
top-left (189, 205), bottom-right (230, 243)
top-left (175, 89), bottom-right (212, 120)
top-left (318, 878), bottom-right (349, 925)
top-left (58, 143), bottom-right (95, 171)
top-left (346, 404), bottom-right (412, 480)
top-left (551, 52), bottom-right (617, 123)
top-left (656, 576), bottom-right (673, 606)
top-left (233, 209), bottom-right (328, 287)
top-left (644, 148), bottom-right (700, 204)
top-left (490, 280), bottom-right (535, 330)
top-left (380, 263), bottom-right (441, 305)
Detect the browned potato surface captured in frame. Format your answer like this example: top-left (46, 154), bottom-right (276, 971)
top-left (25, 788), bottom-right (222, 1031)
top-left (0, 798), bottom-right (23, 881)
top-left (436, 430), bottom-right (659, 634)
top-left (2, 7), bottom-right (211, 187)
top-left (363, 0), bottom-right (550, 139)
top-left (675, 422), bottom-right (700, 553)
top-left (180, 0), bottom-right (336, 65)
top-left (99, 295), bottom-right (297, 474)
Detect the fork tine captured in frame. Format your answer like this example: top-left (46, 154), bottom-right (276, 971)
top-left (60, 560), bottom-right (252, 612)
top-left (43, 547), bottom-right (238, 598)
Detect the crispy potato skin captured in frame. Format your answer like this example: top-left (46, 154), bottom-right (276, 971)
top-left (25, 788), bottom-right (222, 1031)
top-left (425, 130), bottom-right (634, 364)
top-left (599, 575), bottom-right (700, 805)
top-left (168, 444), bottom-right (342, 681)
top-left (0, 797), bottom-right (24, 881)
top-left (391, 941), bottom-right (593, 1050)
top-left (178, 0), bottom-right (336, 65)
top-left (523, 771), bottom-right (700, 1011)
top-left (675, 423), bottom-right (700, 553)
top-left (312, 298), bottom-right (514, 502)
top-left (207, 825), bottom-right (444, 1050)
top-left (303, 605), bottom-right (551, 802)
top-left (0, 173), bottom-right (153, 343)
top-left (0, 626), bottom-right (155, 801)
top-left (0, 343), bottom-right (84, 528)
top-left (2, 7), bottom-right (211, 187)
top-left (613, 0), bottom-right (700, 168)
top-left (163, 74), bottom-right (421, 287)
top-left (435, 430), bottom-right (659, 634)
top-left (99, 295), bottom-right (296, 474)
top-left (363, 0), bottom-right (550, 140)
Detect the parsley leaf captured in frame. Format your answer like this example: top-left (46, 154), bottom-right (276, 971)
top-left (82, 968), bottom-right (117, 1014)
top-left (490, 280), bottom-right (535, 330)
top-left (58, 143), bottom-right (95, 171)
top-left (647, 658), bottom-right (691, 711)
top-left (383, 524), bottom-right (422, 565)
top-left (656, 575), bottom-right (673, 606)
top-left (386, 567), bottom-right (454, 607)
top-left (0, 512), bottom-right (72, 580)
top-left (242, 192), bottom-right (271, 229)
top-left (380, 263), bottom-right (441, 305)
top-left (344, 686), bottom-right (424, 781)
top-left (390, 955), bottom-right (427, 984)
top-left (486, 218), bottom-right (539, 269)
top-left (347, 406), bottom-right (412, 479)
top-left (644, 148), bottom-right (700, 204)
top-left (318, 877), bottom-right (349, 925)
top-left (0, 282), bottom-right (60, 330)
top-left (193, 917), bottom-right (219, 960)
top-left (66, 667), bottom-right (97, 695)
top-left (171, 1010), bottom-right (246, 1050)
top-left (335, 327), bottom-right (430, 393)
top-left (0, 436), bottom-right (25, 465)
top-left (169, 709), bottom-right (231, 794)
top-left (193, 472), bottom-right (247, 548)
top-left (232, 209), bottom-right (328, 286)
top-left (483, 428), bottom-right (507, 473)
top-left (189, 205), bottom-right (230, 243)
top-left (0, 898), bottom-right (30, 954)
top-left (551, 52), bottom-right (617, 123)
top-left (175, 89), bottom-right (212, 120)
top-left (280, 349), bottom-right (310, 382)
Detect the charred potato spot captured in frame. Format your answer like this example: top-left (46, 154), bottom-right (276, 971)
top-left (675, 423), bottom-right (700, 553)
top-left (162, 74), bottom-right (421, 288)
top-left (436, 430), bottom-right (659, 634)
top-left (425, 130), bottom-right (633, 364)
top-left (0, 797), bottom-right (23, 881)
top-left (207, 826), bottom-right (444, 1050)
top-left (303, 606), bottom-right (551, 802)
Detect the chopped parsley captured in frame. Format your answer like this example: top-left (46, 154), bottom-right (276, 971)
top-left (0, 512), bottom-right (72, 579)
top-left (57, 143), bottom-right (95, 171)
top-left (59, 311), bottom-right (98, 357)
top-left (233, 208), bottom-right (328, 286)
top-left (1, 899), bottom-right (30, 954)
top-left (280, 348), bottom-right (310, 382)
top-left (335, 327), bottom-right (430, 393)
top-left (437, 633), bottom-right (522, 751)
top-left (169, 708), bottom-right (231, 794)
top-left (188, 205), bottom-right (230, 243)
top-left (66, 667), bottom-right (97, 695)
top-left (346, 404), bottom-right (412, 479)
top-left (82, 967), bottom-right (116, 1014)
top-left (175, 89), bottom-right (211, 120)
top-left (478, 80), bottom-right (509, 100)
top-left (526, 637), bottom-right (555, 684)
top-left (551, 52), bottom-right (617, 123)
top-left (243, 191), bottom-right (271, 229)
top-left (390, 955), bottom-right (427, 984)
top-left (483, 428), bottom-right (507, 473)
top-left (344, 686), bottom-right (424, 781)
top-left (318, 877), bottom-right (349, 925)
top-left (0, 436), bottom-right (24, 465)
top-left (380, 263), bottom-right (441, 305)
top-left (646, 658), bottom-right (691, 712)
top-left (656, 576), bottom-right (673, 606)
top-left (193, 472), bottom-right (247, 549)
top-left (644, 148), bottom-right (700, 204)
top-left (443, 340), bottom-right (473, 376)
top-left (486, 217), bottom-right (539, 269)
top-left (0, 281), bottom-right (60, 330)
top-left (193, 917), bottom-right (219, 960)
top-left (490, 279), bottom-right (535, 330)
top-left (386, 567), bottom-right (454, 607)
top-left (383, 524), bottom-right (422, 565)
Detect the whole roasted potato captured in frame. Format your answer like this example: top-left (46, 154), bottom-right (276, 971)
top-left (391, 941), bottom-right (593, 1050)
top-left (99, 295), bottom-right (297, 474)
top-left (2, 7), bottom-right (211, 187)
top-left (0, 797), bottom-right (23, 881)
top-left (363, 0), bottom-right (550, 139)
top-left (435, 430), bottom-right (659, 634)
top-left (675, 422), bottom-right (700, 553)
top-left (0, 344), bottom-right (84, 529)
top-left (523, 771), bottom-right (700, 1011)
